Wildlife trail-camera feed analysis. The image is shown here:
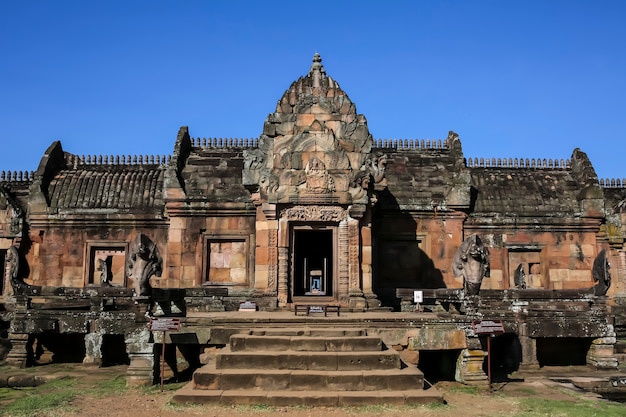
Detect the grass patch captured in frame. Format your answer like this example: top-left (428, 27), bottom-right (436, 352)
top-left (0, 374), bottom-right (130, 417)
top-left (1, 388), bottom-right (76, 417)
top-left (446, 384), bottom-right (484, 395)
top-left (89, 374), bottom-right (127, 397)
top-left (515, 397), bottom-right (626, 417)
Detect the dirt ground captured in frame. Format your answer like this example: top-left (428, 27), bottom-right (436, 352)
top-left (2, 363), bottom-right (622, 417)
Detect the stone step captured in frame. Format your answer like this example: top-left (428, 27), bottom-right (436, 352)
top-left (193, 363), bottom-right (424, 391)
top-left (248, 327), bottom-right (367, 337)
top-left (173, 384), bottom-right (444, 406)
top-left (230, 334), bottom-right (383, 352)
top-left (215, 346), bottom-right (401, 371)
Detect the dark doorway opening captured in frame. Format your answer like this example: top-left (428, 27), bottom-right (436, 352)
top-left (480, 333), bottom-right (523, 382)
top-left (292, 229), bottom-right (333, 298)
top-left (537, 337), bottom-right (592, 366)
top-left (101, 334), bottom-right (130, 367)
top-left (418, 349), bottom-right (461, 384)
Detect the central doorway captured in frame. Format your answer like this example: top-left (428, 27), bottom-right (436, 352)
top-left (291, 227), bottom-right (335, 301)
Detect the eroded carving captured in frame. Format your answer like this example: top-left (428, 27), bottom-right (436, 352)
top-left (281, 205), bottom-right (347, 222)
top-left (514, 263), bottom-right (527, 289)
top-left (452, 234), bottom-right (490, 296)
top-left (127, 234), bottom-right (162, 297)
top-left (0, 187), bottom-right (24, 237)
top-left (98, 257), bottom-right (113, 287)
top-left (303, 157), bottom-right (335, 193)
top-left (6, 245), bottom-right (29, 295)
top-left (593, 249), bottom-right (611, 296)
top-left (368, 152), bottom-right (387, 184)
top-left (349, 170), bottom-right (371, 204)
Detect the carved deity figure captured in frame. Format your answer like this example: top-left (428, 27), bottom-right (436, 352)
top-left (452, 234), bottom-right (490, 296)
top-left (127, 234), bottom-right (162, 297)
top-left (304, 157), bottom-right (335, 193)
top-left (592, 249), bottom-right (611, 296)
top-left (513, 263), bottom-right (527, 289)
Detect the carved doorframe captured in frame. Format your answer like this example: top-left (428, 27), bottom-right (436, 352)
top-left (277, 205), bottom-right (356, 306)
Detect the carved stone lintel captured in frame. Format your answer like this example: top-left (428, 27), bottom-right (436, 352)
top-left (281, 205), bottom-right (347, 222)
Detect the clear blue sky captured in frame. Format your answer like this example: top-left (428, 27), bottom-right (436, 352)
top-left (1, 1), bottom-right (624, 180)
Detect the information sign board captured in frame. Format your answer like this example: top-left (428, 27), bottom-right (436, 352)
top-left (472, 320), bottom-right (505, 335)
top-left (149, 317), bottom-right (181, 332)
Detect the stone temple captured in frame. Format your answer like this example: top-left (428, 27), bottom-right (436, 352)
top-left (0, 54), bottom-right (625, 404)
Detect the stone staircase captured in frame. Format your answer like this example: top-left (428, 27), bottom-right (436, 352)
top-left (173, 327), bottom-right (443, 406)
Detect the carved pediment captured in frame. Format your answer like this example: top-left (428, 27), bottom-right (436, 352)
top-left (243, 54), bottom-right (386, 206)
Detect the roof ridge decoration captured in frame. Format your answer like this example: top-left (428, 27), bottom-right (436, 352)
top-left (466, 157), bottom-right (571, 169)
top-left (243, 54), bottom-right (385, 209)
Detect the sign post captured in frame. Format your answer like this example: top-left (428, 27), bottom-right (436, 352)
top-left (472, 320), bottom-right (505, 392)
top-left (148, 317), bottom-right (181, 391)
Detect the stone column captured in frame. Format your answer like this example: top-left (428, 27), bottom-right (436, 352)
top-left (6, 296), bottom-right (30, 368)
top-left (348, 218), bottom-right (365, 310)
top-left (338, 220), bottom-right (350, 305)
top-left (360, 224), bottom-right (380, 308)
top-left (277, 247), bottom-right (288, 307)
top-left (518, 322), bottom-right (539, 370)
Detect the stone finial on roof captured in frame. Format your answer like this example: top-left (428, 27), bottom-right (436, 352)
top-left (309, 53), bottom-right (326, 88)
top-left (309, 53), bottom-right (324, 74)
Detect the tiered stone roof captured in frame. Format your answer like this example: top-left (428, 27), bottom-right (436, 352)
top-left (47, 166), bottom-right (165, 210)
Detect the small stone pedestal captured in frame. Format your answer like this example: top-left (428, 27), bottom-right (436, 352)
top-left (125, 328), bottom-right (155, 387)
top-left (125, 297), bottom-right (155, 386)
top-left (5, 333), bottom-right (29, 368)
top-left (455, 348), bottom-right (488, 385)
top-left (587, 335), bottom-right (619, 370)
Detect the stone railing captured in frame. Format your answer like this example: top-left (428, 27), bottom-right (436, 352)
top-left (191, 137), bottom-right (259, 148)
top-left (600, 178), bottom-right (626, 188)
top-left (0, 170), bottom-right (34, 182)
top-left (66, 154), bottom-right (171, 167)
top-left (373, 138), bottom-right (448, 149)
top-left (467, 157), bottom-right (570, 169)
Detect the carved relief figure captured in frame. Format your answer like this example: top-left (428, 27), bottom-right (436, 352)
top-left (513, 263), bottom-right (527, 289)
top-left (0, 188), bottom-right (24, 237)
top-left (304, 157), bottom-right (335, 193)
top-left (452, 234), bottom-right (490, 296)
top-left (243, 148), bottom-right (265, 170)
top-left (368, 152), bottom-right (387, 184)
top-left (127, 234), bottom-right (162, 297)
top-left (6, 245), bottom-right (29, 295)
top-left (349, 170), bottom-right (371, 204)
top-left (592, 249), bottom-right (611, 296)
top-left (98, 257), bottom-right (113, 287)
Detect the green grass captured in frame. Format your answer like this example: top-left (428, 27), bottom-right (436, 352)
top-left (0, 374), bottom-right (129, 417)
top-left (1, 377), bottom-right (78, 417)
top-left (514, 397), bottom-right (626, 417)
